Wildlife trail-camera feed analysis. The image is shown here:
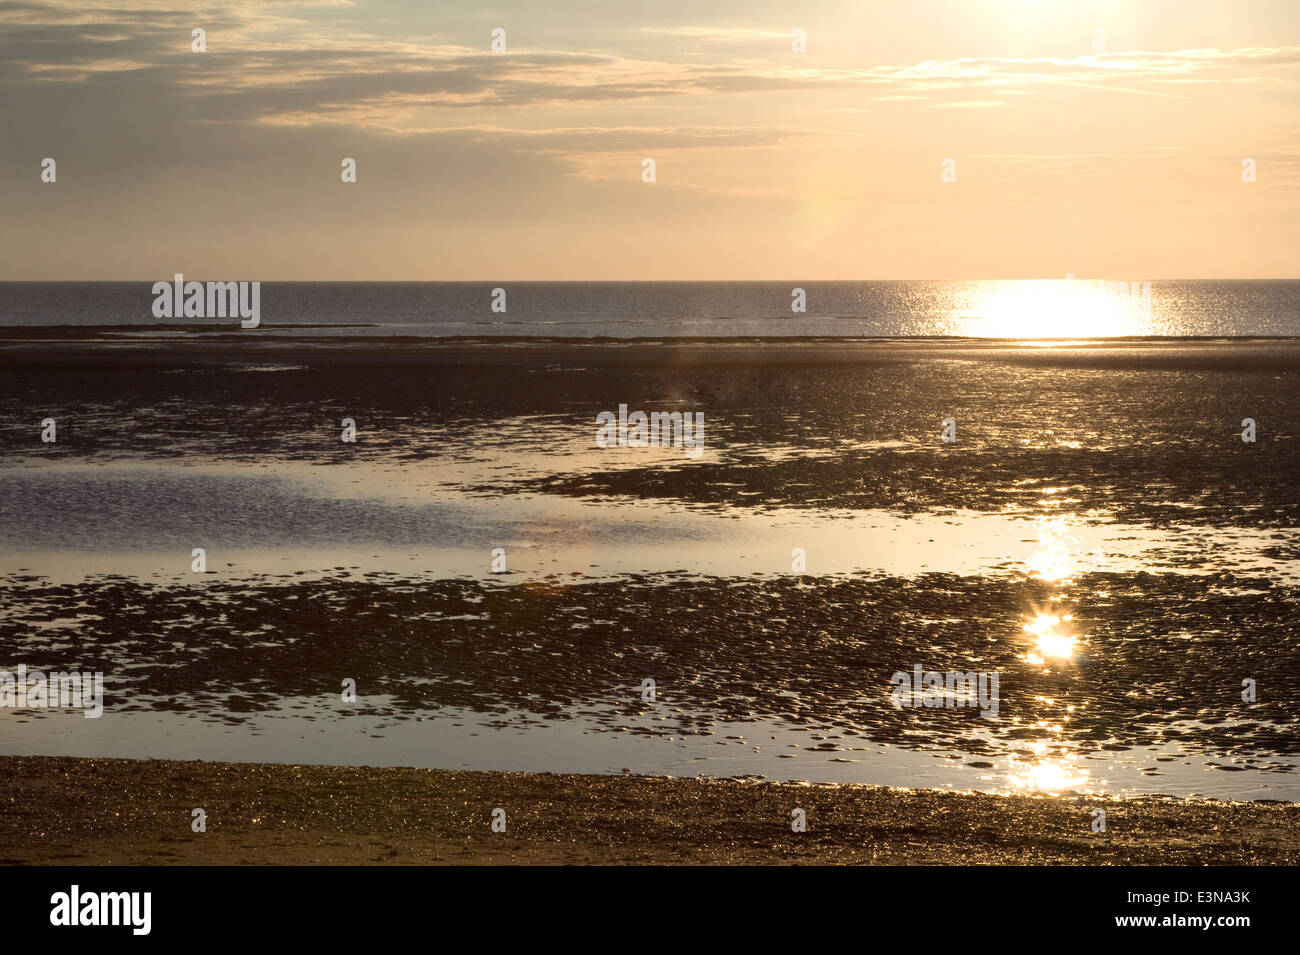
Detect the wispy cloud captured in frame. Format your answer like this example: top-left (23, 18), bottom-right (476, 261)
top-left (4, 2), bottom-right (1296, 127)
top-left (638, 26), bottom-right (794, 42)
top-left (929, 100), bottom-right (1005, 108)
top-left (1, 0), bottom-right (1295, 279)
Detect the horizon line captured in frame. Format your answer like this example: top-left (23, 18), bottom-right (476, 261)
top-left (3, 277), bottom-right (1299, 284)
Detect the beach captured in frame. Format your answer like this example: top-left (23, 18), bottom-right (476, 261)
top-left (1, 755), bottom-right (1296, 865)
top-left (2, 0), bottom-right (1296, 902)
top-left (1, 334), bottom-right (1297, 866)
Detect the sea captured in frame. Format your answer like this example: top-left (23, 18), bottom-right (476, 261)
top-left (0, 279), bottom-right (1298, 338)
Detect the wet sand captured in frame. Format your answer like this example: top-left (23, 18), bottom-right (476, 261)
top-left (1, 336), bottom-right (1296, 798)
top-left (2, 572), bottom-right (1297, 770)
top-left (1, 335), bottom-right (1295, 807)
top-left (3, 337), bottom-right (1296, 527)
top-left (0, 755), bottom-right (1295, 865)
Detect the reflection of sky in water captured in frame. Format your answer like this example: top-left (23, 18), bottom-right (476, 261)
top-left (1, 462), bottom-right (1296, 584)
top-left (1012, 514), bottom-right (1079, 791)
top-left (1012, 512), bottom-right (1092, 793)
top-left (2, 461), bottom-right (1296, 802)
top-left (6, 280), bottom-right (1295, 337)
top-left (1007, 745), bottom-right (1091, 794)
top-left (1, 704), bottom-right (1292, 802)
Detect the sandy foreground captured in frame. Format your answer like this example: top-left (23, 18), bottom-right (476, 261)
top-left (0, 755), bottom-right (1295, 865)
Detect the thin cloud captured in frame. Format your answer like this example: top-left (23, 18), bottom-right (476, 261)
top-left (928, 100), bottom-right (1005, 108)
top-left (638, 26), bottom-right (795, 42)
top-left (4, 1), bottom-right (1296, 127)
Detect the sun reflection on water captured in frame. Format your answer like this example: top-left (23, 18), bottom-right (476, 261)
top-left (1024, 612), bottom-right (1079, 663)
top-left (949, 278), bottom-right (1156, 339)
top-left (1005, 508), bottom-right (1100, 790)
top-left (1022, 515), bottom-right (1087, 662)
top-left (1009, 758), bottom-right (1090, 793)
top-left (1027, 516), bottom-right (1079, 583)
top-left (1008, 743), bottom-right (1090, 793)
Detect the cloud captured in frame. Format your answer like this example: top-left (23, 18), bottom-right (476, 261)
top-left (928, 100), bottom-right (1005, 108)
top-left (4, 2), bottom-right (1297, 129)
top-left (638, 26), bottom-right (794, 42)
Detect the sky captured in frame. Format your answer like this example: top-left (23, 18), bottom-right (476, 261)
top-left (1, 0), bottom-right (1297, 279)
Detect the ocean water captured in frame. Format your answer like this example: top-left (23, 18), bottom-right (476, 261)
top-left (1, 279), bottom-right (1298, 338)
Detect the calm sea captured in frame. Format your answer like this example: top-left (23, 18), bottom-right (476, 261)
top-left (1, 280), bottom-right (1297, 338)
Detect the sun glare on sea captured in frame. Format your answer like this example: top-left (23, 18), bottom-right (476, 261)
top-left (1009, 758), bottom-right (1089, 793)
top-left (1027, 517), bottom-right (1079, 582)
top-left (1019, 514), bottom-right (1081, 582)
top-left (1008, 742), bottom-right (1089, 792)
top-left (1024, 613), bottom-right (1077, 663)
top-left (950, 279), bottom-right (1155, 339)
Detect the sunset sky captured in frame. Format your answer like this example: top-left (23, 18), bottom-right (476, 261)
top-left (2, 0), bottom-right (1297, 279)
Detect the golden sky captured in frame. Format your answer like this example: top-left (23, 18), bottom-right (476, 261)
top-left (2, 0), bottom-right (1297, 278)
